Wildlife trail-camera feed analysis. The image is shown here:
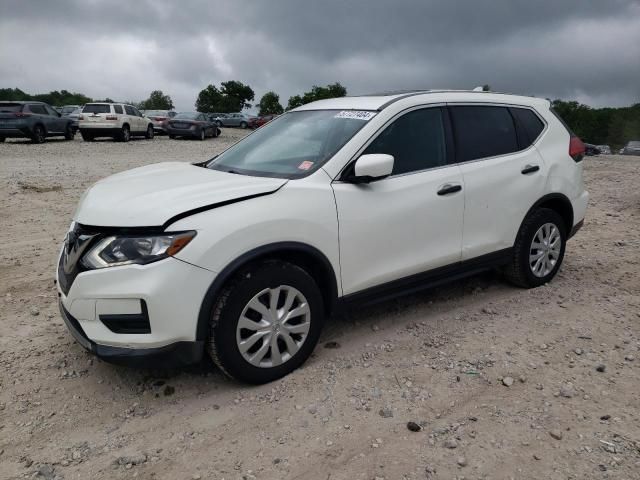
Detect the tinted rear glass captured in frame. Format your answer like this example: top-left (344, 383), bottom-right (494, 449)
top-left (174, 112), bottom-right (199, 120)
top-left (511, 108), bottom-right (545, 146)
top-left (450, 106), bottom-right (519, 162)
top-left (113, 105), bottom-right (123, 114)
top-left (83, 104), bottom-right (111, 114)
top-left (0, 103), bottom-right (23, 112)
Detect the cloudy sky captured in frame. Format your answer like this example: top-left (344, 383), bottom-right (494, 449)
top-left (1, 0), bottom-right (639, 111)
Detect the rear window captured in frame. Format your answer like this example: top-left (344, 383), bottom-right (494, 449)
top-left (450, 106), bottom-right (519, 162)
top-left (510, 107), bottom-right (545, 146)
top-left (83, 104), bottom-right (111, 114)
top-left (0, 103), bottom-right (23, 112)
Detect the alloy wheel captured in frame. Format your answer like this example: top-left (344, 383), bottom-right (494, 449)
top-left (236, 285), bottom-right (311, 368)
top-left (529, 222), bottom-right (562, 277)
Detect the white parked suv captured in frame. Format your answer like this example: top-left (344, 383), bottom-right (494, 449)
top-left (79, 103), bottom-right (154, 142)
top-left (57, 90), bottom-right (588, 383)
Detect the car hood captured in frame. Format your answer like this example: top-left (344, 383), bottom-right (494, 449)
top-left (74, 162), bottom-right (287, 228)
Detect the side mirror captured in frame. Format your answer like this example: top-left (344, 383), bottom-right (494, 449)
top-left (346, 154), bottom-right (394, 183)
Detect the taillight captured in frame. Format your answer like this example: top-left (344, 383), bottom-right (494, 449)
top-left (105, 115), bottom-right (117, 121)
top-left (569, 136), bottom-right (585, 162)
top-left (154, 117), bottom-right (166, 121)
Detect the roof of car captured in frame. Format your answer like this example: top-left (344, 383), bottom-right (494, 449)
top-left (292, 90), bottom-right (549, 112)
top-left (0, 100), bottom-right (46, 104)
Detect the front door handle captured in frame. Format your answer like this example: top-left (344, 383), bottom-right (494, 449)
top-left (521, 164), bottom-right (540, 174)
top-left (437, 184), bottom-right (462, 196)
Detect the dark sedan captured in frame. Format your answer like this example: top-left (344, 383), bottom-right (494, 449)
top-left (0, 101), bottom-right (75, 143)
top-left (166, 112), bottom-right (219, 140)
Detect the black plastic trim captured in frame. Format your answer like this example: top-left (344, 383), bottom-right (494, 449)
top-left (99, 300), bottom-right (151, 334)
top-left (340, 248), bottom-right (513, 307)
top-left (59, 300), bottom-right (203, 368)
top-left (376, 91), bottom-right (432, 111)
top-left (196, 242), bottom-right (339, 341)
top-left (569, 219), bottom-right (584, 239)
top-left (523, 193), bottom-right (574, 236)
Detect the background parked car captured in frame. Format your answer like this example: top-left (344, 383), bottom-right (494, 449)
top-left (79, 103), bottom-right (154, 142)
top-left (249, 114), bottom-right (278, 129)
top-left (621, 140), bottom-right (640, 155)
top-left (207, 113), bottom-right (228, 127)
top-left (0, 101), bottom-right (75, 143)
top-left (166, 112), bottom-right (219, 140)
top-left (64, 107), bottom-right (82, 134)
top-left (217, 112), bottom-right (255, 128)
top-left (584, 143), bottom-right (601, 156)
top-left (144, 110), bottom-right (176, 134)
top-left (596, 144), bottom-right (611, 155)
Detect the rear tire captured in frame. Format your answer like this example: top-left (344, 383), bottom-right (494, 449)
top-left (118, 125), bottom-right (130, 142)
top-left (31, 125), bottom-right (45, 144)
top-left (207, 260), bottom-right (324, 384)
top-left (504, 208), bottom-right (567, 288)
top-left (198, 128), bottom-right (205, 141)
top-left (240, 121), bottom-right (248, 129)
top-left (0, 137), bottom-right (5, 143)
top-left (145, 124), bottom-right (154, 139)
top-left (80, 131), bottom-right (94, 142)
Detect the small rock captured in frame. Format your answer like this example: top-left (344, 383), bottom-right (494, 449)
top-left (559, 383), bottom-right (576, 398)
top-left (444, 438), bottom-right (458, 449)
top-left (307, 405), bottom-right (317, 415)
top-left (574, 348), bottom-right (583, 355)
top-left (30, 306), bottom-right (40, 316)
top-left (379, 406), bottom-right (393, 418)
top-left (549, 429), bottom-right (563, 440)
top-left (596, 364), bottom-right (606, 372)
top-left (407, 421), bottom-right (421, 432)
top-left (600, 415), bottom-right (611, 421)
top-left (324, 341), bottom-right (340, 349)
top-left (456, 456), bottom-right (467, 467)
top-left (624, 354), bottom-right (635, 361)
top-left (163, 385), bottom-right (175, 396)
top-left (502, 376), bottom-right (514, 387)
top-left (533, 454), bottom-right (541, 460)
top-left (372, 325), bottom-right (379, 332)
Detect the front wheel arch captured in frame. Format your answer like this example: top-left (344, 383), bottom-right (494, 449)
top-left (196, 242), bottom-right (339, 342)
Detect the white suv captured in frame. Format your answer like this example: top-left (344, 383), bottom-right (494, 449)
top-left (79, 103), bottom-right (154, 142)
top-left (57, 90), bottom-right (588, 383)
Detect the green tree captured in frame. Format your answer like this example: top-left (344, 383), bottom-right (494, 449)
top-left (195, 81), bottom-right (255, 113)
top-left (258, 91), bottom-right (284, 115)
top-left (139, 90), bottom-right (174, 110)
top-left (287, 82), bottom-right (347, 110)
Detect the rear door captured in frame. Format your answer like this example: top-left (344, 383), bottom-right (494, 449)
top-left (450, 104), bottom-right (548, 260)
top-left (332, 106), bottom-right (465, 295)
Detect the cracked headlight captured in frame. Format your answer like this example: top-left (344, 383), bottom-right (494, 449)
top-left (82, 231), bottom-right (196, 269)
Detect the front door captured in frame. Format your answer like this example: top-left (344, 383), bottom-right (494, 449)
top-left (332, 106), bottom-right (465, 295)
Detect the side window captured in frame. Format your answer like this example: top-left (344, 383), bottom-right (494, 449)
top-left (450, 106), bottom-right (518, 162)
top-left (124, 105), bottom-right (136, 115)
top-left (363, 107), bottom-right (447, 175)
top-left (44, 105), bottom-right (59, 116)
top-left (28, 104), bottom-right (47, 115)
top-left (113, 105), bottom-right (123, 114)
top-left (510, 107), bottom-right (545, 146)
top-left (132, 107), bottom-right (142, 117)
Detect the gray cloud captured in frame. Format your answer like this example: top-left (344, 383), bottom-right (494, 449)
top-left (0, 0), bottom-right (638, 110)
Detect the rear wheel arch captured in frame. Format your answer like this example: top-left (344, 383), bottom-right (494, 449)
top-left (522, 193), bottom-right (574, 233)
top-left (196, 242), bottom-right (339, 341)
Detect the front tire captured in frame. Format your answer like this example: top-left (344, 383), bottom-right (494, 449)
top-left (207, 261), bottom-right (324, 384)
top-left (198, 128), bottom-right (206, 141)
top-left (240, 121), bottom-right (248, 129)
top-left (64, 124), bottom-right (75, 140)
top-left (504, 208), bottom-right (566, 288)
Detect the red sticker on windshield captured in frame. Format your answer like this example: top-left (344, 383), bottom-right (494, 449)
top-left (298, 161), bottom-right (314, 170)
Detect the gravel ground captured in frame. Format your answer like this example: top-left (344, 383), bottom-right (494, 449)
top-left (0, 135), bottom-right (639, 480)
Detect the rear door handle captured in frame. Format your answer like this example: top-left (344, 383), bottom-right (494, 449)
top-left (521, 164), bottom-right (540, 174)
top-left (437, 184), bottom-right (462, 196)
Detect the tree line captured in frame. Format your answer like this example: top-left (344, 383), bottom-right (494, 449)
top-left (2, 85), bottom-right (638, 147)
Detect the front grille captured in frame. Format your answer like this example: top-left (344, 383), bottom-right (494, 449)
top-left (57, 224), bottom-right (100, 295)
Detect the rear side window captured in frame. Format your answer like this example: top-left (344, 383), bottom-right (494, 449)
top-left (450, 106), bottom-right (518, 162)
top-left (27, 104), bottom-right (47, 115)
top-left (363, 107), bottom-right (447, 175)
top-left (125, 105), bottom-right (136, 115)
top-left (511, 107), bottom-right (545, 146)
top-left (83, 104), bottom-right (111, 114)
top-left (113, 105), bottom-right (123, 114)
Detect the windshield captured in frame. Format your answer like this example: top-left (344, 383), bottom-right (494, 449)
top-left (174, 112), bottom-right (200, 120)
top-left (146, 110), bottom-right (168, 117)
top-left (208, 110), bottom-right (376, 178)
top-left (60, 106), bottom-right (78, 114)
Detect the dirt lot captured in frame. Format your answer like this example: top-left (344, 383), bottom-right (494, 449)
top-left (1, 134), bottom-right (639, 480)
